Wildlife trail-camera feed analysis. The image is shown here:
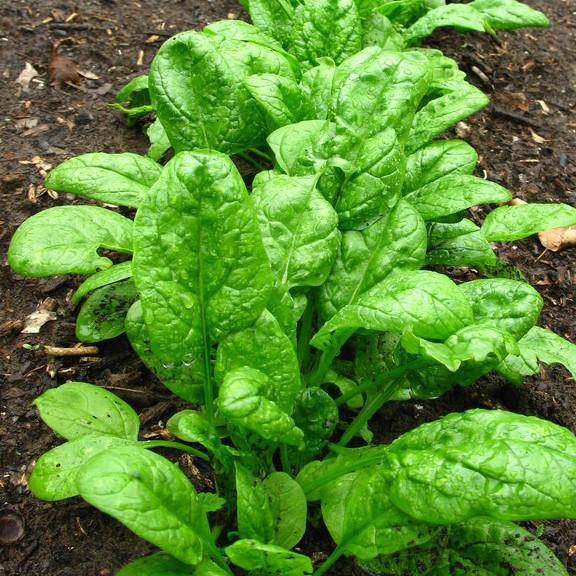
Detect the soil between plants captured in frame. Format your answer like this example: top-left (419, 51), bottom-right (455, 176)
top-left (1, 0), bottom-right (575, 574)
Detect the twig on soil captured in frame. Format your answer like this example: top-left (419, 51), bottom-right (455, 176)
top-left (490, 106), bottom-right (543, 130)
top-left (44, 345), bottom-right (99, 356)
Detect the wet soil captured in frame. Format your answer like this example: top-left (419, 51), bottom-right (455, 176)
top-left (1, 0), bottom-right (575, 574)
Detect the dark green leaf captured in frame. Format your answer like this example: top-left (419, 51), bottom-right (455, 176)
top-left (76, 280), bottom-right (138, 343)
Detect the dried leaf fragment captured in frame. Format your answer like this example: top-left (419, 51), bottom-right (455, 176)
top-left (15, 63), bottom-right (39, 92)
top-left (539, 226), bottom-right (576, 252)
top-left (22, 298), bottom-right (58, 334)
top-left (49, 45), bottom-right (81, 88)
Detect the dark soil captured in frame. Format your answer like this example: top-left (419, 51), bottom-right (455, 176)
top-left (1, 0), bottom-right (575, 574)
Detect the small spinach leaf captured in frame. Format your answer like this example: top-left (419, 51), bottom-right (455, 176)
top-left (72, 261), bottom-right (133, 305)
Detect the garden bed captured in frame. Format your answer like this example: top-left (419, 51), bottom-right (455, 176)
top-left (1, 0), bottom-right (575, 574)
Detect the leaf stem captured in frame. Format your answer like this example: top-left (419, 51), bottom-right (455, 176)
top-left (248, 147), bottom-right (274, 163)
top-left (313, 544), bottom-right (346, 576)
top-left (141, 440), bottom-right (210, 461)
top-left (280, 444), bottom-right (291, 474)
top-left (335, 358), bottom-right (428, 406)
top-left (309, 329), bottom-right (354, 387)
top-left (338, 378), bottom-right (404, 447)
top-left (297, 298), bottom-right (315, 371)
top-left (237, 151), bottom-right (267, 172)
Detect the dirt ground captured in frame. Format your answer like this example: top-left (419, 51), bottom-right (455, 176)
top-left (1, 0), bottom-right (575, 574)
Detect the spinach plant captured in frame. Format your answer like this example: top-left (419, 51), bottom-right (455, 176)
top-left (8, 14), bottom-right (576, 576)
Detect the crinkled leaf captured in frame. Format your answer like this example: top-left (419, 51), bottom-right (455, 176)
top-left (267, 120), bottom-right (333, 175)
top-left (125, 301), bottom-right (203, 403)
top-left (333, 49), bottom-right (430, 147)
top-left (236, 463), bottom-right (275, 543)
top-left (29, 435), bottom-right (133, 501)
top-left (150, 30), bottom-right (296, 154)
top-left (362, 13), bottom-right (406, 50)
top-left (8, 206), bottom-right (133, 277)
top-left (470, 0), bottom-right (549, 29)
top-left (498, 326), bottom-right (576, 384)
top-left (319, 200), bottom-right (427, 319)
top-left (293, 387), bottom-right (338, 442)
top-left (336, 127), bottom-right (403, 229)
top-left (34, 382), bottom-right (140, 441)
top-left (244, 0), bottom-right (295, 46)
top-left (252, 174), bottom-right (340, 288)
top-left (403, 139), bottom-right (478, 194)
top-left (76, 280), bottom-right (138, 343)
top-left (291, 0), bottom-right (362, 70)
top-left (404, 3), bottom-right (487, 45)
top-left (132, 151), bottom-right (273, 366)
top-left (482, 203), bottom-right (576, 242)
top-left (216, 310), bottom-right (301, 411)
top-left (245, 73), bottom-right (306, 129)
top-left (226, 539), bottom-right (313, 576)
top-left (458, 278), bottom-right (543, 338)
top-left (314, 270), bottom-right (473, 349)
top-left (407, 81), bottom-right (489, 153)
top-left (361, 517), bottom-right (567, 575)
top-left (72, 261), bottom-right (133, 305)
top-left (44, 153), bottom-right (161, 207)
top-left (386, 409), bottom-right (576, 524)
top-left (218, 367), bottom-right (305, 447)
top-left (77, 446), bottom-right (212, 565)
top-left (300, 58), bottom-right (336, 119)
top-left (426, 219), bottom-right (498, 267)
top-left (405, 175), bottom-right (511, 220)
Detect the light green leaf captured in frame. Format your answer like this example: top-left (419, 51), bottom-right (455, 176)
top-left (216, 310), bottom-right (302, 411)
top-left (482, 203), bottom-right (576, 241)
top-left (217, 367), bottom-right (305, 447)
top-left (226, 539), bottom-right (313, 576)
top-left (147, 118), bottom-right (171, 161)
top-left (8, 206), bottom-right (133, 277)
top-left (125, 302), bottom-right (204, 403)
top-left (252, 174), bottom-right (340, 288)
top-left (44, 153), bottom-right (161, 207)
top-left (262, 472), bottom-right (308, 548)
top-left (314, 270), bottom-right (473, 349)
top-left (407, 81), bottom-right (489, 153)
top-left (300, 58), bottom-right (336, 119)
top-left (150, 29), bottom-right (296, 154)
top-left (319, 200), bottom-right (427, 319)
top-left (245, 73), bottom-right (306, 129)
top-left (72, 261), bottom-right (133, 305)
top-left (362, 13), bottom-right (406, 50)
top-left (244, 0), bottom-right (295, 46)
top-left (325, 370), bottom-right (364, 409)
top-left (133, 151), bottom-right (274, 367)
top-left (458, 278), bottom-right (543, 338)
top-left (29, 435), bottom-right (133, 501)
top-left (76, 280), bottom-right (138, 343)
top-left (426, 219), bottom-right (498, 267)
top-left (116, 553), bottom-right (196, 576)
top-left (470, 0), bottom-right (549, 29)
top-left (336, 127), bottom-right (403, 229)
top-left (267, 120), bottom-right (333, 175)
top-left (291, 0), bottom-right (362, 70)
top-left (167, 410), bottom-right (222, 454)
top-left (499, 326), bottom-right (576, 384)
top-left (77, 446), bottom-right (212, 565)
top-left (403, 139), bottom-right (478, 194)
top-left (405, 175), bottom-right (511, 220)
top-left (115, 75), bottom-right (149, 103)
top-left (236, 463), bottom-right (275, 543)
top-left (293, 387), bottom-right (338, 442)
top-left (404, 3), bottom-right (487, 45)
top-left (34, 382), bottom-right (140, 441)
